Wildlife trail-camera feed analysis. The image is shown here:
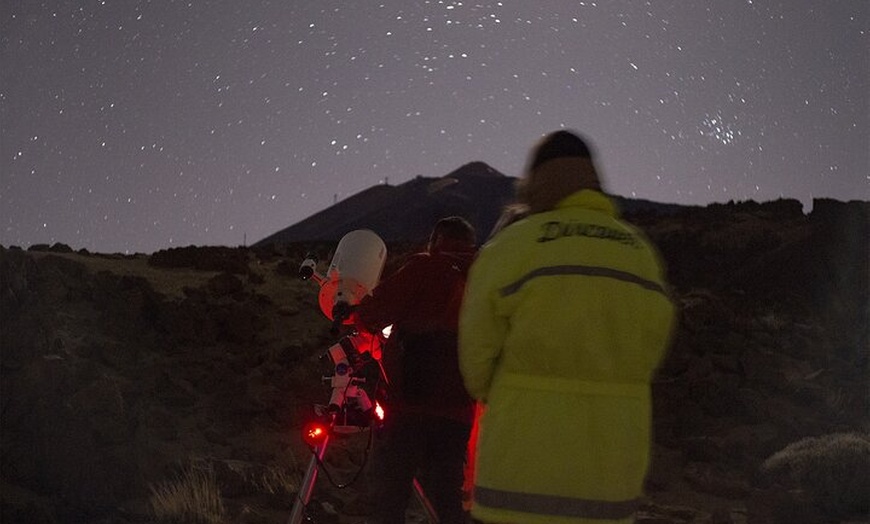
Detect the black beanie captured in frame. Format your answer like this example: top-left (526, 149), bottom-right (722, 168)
top-left (529, 130), bottom-right (592, 172)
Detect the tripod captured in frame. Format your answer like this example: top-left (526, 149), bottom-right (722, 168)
top-left (287, 334), bottom-right (439, 524)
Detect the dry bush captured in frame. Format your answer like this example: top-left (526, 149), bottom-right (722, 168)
top-left (149, 463), bottom-right (225, 523)
top-left (763, 432), bottom-right (870, 518)
top-left (257, 465), bottom-right (300, 496)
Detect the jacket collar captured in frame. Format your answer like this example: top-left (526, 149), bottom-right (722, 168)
top-left (431, 237), bottom-right (477, 255)
top-left (554, 189), bottom-right (619, 217)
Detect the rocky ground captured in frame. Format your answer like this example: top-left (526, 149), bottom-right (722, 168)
top-left (1, 198), bottom-right (868, 523)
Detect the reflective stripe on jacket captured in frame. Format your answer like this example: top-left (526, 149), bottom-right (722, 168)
top-left (458, 190), bottom-right (675, 524)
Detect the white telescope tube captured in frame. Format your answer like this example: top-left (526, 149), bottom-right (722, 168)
top-left (318, 229), bottom-right (387, 321)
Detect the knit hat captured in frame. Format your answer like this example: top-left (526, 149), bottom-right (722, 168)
top-left (518, 130), bottom-right (603, 213)
top-left (528, 130), bottom-right (593, 172)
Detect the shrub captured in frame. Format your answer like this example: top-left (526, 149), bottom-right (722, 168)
top-left (149, 463), bottom-right (225, 523)
top-left (257, 464), bottom-right (300, 496)
top-left (762, 432), bottom-right (870, 518)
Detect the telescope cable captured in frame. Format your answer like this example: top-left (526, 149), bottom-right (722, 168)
top-left (307, 421), bottom-right (375, 489)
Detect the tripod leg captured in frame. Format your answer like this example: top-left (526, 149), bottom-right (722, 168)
top-left (288, 435), bottom-right (330, 524)
top-left (412, 477), bottom-right (440, 524)
top-left (288, 434), bottom-right (438, 523)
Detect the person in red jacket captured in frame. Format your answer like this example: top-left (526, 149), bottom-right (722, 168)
top-left (352, 216), bottom-right (478, 524)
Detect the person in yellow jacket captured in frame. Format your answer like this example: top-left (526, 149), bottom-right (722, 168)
top-left (458, 130), bottom-right (675, 524)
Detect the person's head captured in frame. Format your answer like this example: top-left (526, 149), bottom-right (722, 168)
top-left (517, 130), bottom-right (604, 213)
top-left (428, 216), bottom-right (476, 253)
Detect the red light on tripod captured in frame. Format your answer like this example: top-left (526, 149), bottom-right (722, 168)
top-left (302, 421), bottom-right (329, 448)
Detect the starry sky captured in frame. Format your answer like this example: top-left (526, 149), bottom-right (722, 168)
top-left (2, 1), bottom-right (868, 254)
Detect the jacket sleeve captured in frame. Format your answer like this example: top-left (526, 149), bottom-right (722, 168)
top-left (354, 255), bottom-right (424, 333)
top-left (458, 247), bottom-right (508, 402)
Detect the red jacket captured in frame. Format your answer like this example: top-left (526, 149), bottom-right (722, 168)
top-left (354, 241), bottom-right (476, 423)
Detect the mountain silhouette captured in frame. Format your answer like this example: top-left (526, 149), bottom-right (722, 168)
top-left (255, 161), bottom-right (688, 245)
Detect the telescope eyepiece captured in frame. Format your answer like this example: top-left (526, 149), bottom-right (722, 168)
top-left (298, 258), bottom-right (317, 280)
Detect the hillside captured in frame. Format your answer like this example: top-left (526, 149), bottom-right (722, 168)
top-left (255, 162), bottom-right (687, 246)
top-left (1, 197), bottom-right (869, 524)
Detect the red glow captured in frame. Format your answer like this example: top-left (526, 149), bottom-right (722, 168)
top-left (302, 421), bottom-right (329, 448)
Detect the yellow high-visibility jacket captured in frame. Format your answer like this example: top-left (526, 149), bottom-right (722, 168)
top-left (459, 190), bottom-right (675, 524)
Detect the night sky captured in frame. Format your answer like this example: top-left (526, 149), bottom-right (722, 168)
top-left (2, 1), bottom-right (867, 254)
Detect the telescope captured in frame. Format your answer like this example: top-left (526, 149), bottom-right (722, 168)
top-left (298, 229), bottom-right (386, 330)
top-left (288, 229), bottom-right (438, 524)
top-left (294, 228), bottom-right (387, 437)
